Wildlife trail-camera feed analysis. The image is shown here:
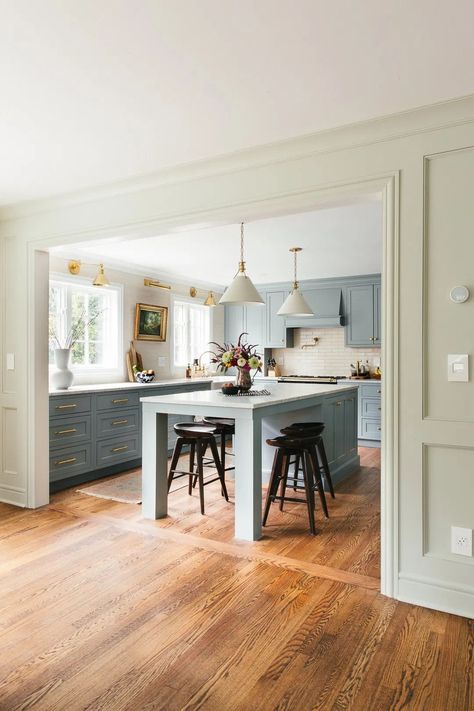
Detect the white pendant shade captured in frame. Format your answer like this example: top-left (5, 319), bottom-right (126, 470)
top-left (218, 222), bottom-right (264, 306)
top-left (277, 246), bottom-right (314, 316)
top-left (219, 272), bottom-right (264, 305)
top-left (277, 288), bottom-right (313, 316)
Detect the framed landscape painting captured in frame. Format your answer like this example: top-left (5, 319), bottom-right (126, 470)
top-left (134, 303), bottom-right (168, 342)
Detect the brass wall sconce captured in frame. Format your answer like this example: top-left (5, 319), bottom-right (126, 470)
top-left (68, 260), bottom-right (110, 287)
top-left (204, 291), bottom-right (217, 307)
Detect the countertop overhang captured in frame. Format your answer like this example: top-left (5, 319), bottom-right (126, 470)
top-left (140, 382), bottom-right (358, 411)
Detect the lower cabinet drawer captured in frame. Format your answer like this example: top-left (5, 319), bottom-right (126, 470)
top-left (360, 418), bottom-right (382, 440)
top-left (359, 384), bottom-right (382, 398)
top-left (49, 415), bottom-right (91, 447)
top-left (50, 444), bottom-right (93, 481)
top-left (96, 435), bottom-right (140, 468)
top-left (361, 397), bottom-right (382, 418)
top-left (96, 408), bottom-right (139, 438)
top-left (96, 391), bottom-right (140, 411)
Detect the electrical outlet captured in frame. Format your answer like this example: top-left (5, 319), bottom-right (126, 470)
top-left (158, 356), bottom-right (166, 367)
top-left (451, 526), bottom-right (473, 557)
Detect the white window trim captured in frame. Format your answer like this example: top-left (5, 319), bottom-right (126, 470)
top-left (171, 294), bottom-right (211, 373)
top-left (49, 272), bottom-right (124, 383)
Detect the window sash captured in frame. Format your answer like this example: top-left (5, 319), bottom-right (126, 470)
top-left (173, 299), bottom-right (210, 367)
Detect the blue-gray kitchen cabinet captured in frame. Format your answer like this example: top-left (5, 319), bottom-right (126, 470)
top-left (345, 282), bottom-right (381, 347)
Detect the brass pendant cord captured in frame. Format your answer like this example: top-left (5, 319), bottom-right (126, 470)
top-left (238, 222), bottom-right (246, 274)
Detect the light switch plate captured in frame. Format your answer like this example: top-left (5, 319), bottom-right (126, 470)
top-left (158, 356), bottom-right (166, 367)
top-left (6, 353), bottom-right (14, 371)
top-left (447, 354), bottom-right (469, 382)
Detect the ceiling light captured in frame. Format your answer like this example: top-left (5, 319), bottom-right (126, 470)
top-left (92, 263), bottom-right (110, 287)
top-left (204, 291), bottom-right (217, 307)
top-left (277, 247), bottom-right (313, 316)
top-left (219, 223), bottom-right (264, 306)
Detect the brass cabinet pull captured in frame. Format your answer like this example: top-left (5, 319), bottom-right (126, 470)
top-left (112, 419), bottom-right (128, 426)
top-left (54, 457), bottom-right (77, 466)
top-left (54, 428), bottom-right (77, 435)
top-left (111, 445), bottom-right (128, 452)
top-left (56, 403), bottom-right (77, 410)
top-left (112, 398), bottom-right (129, 404)
top-left (335, 401), bottom-right (342, 406)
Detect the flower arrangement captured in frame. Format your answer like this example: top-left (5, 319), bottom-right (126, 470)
top-left (210, 332), bottom-right (263, 382)
top-left (49, 308), bottom-right (104, 350)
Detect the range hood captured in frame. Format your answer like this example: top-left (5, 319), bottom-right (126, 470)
top-left (284, 287), bottom-right (343, 328)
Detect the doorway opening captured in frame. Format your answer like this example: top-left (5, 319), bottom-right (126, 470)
top-left (28, 176), bottom-right (398, 597)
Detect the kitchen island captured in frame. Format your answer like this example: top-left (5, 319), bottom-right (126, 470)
top-left (141, 382), bottom-right (359, 541)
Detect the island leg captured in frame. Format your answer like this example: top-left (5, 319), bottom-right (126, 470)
top-left (234, 414), bottom-right (262, 541)
top-left (142, 408), bottom-right (168, 519)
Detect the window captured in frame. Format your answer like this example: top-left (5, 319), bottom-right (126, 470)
top-left (49, 276), bottom-right (121, 372)
top-left (173, 299), bottom-right (210, 367)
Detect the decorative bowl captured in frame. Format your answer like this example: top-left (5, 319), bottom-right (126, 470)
top-left (221, 385), bottom-right (240, 395)
top-left (135, 372), bottom-right (155, 384)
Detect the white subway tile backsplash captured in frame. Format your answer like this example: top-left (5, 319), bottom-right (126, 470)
top-left (272, 328), bottom-right (380, 376)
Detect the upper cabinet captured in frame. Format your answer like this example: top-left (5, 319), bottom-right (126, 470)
top-left (224, 303), bottom-right (265, 347)
top-left (345, 280), bottom-right (381, 347)
top-left (266, 290), bottom-right (294, 348)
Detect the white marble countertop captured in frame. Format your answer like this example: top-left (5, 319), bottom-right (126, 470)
top-left (140, 382), bottom-right (358, 410)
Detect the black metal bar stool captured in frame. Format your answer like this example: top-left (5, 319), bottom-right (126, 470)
top-left (168, 422), bottom-right (229, 515)
top-left (263, 435), bottom-right (319, 535)
top-left (281, 422), bottom-right (335, 499)
top-left (202, 417), bottom-right (235, 474)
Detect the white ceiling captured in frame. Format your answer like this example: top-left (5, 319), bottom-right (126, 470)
top-left (52, 200), bottom-right (382, 287)
top-left (2, 1), bottom-right (473, 206)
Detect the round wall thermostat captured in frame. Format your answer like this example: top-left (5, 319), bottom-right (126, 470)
top-left (449, 286), bottom-right (470, 303)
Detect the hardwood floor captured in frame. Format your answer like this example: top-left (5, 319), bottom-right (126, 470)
top-left (0, 448), bottom-right (472, 710)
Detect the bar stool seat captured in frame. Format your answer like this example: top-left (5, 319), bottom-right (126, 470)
top-left (168, 422), bottom-right (229, 515)
top-left (281, 421), bottom-right (335, 499)
top-left (202, 416), bottom-right (235, 474)
top-left (263, 434), bottom-right (322, 536)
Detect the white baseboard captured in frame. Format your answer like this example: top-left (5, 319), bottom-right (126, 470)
top-left (0, 485), bottom-right (27, 507)
top-left (398, 573), bottom-right (474, 620)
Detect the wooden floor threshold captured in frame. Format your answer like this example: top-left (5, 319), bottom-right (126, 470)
top-left (48, 503), bottom-right (380, 592)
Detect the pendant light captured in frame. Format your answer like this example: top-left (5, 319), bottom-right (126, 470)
top-left (219, 223), bottom-right (264, 305)
top-left (277, 247), bottom-right (313, 316)
top-left (204, 290), bottom-right (217, 307)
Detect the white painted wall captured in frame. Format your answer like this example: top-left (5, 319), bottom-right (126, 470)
top-left (1, 96), bottom-right (474, 617)
top-left (49, 256), bottom-right (224, 384)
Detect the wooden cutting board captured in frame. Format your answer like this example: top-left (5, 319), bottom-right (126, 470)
top-left (126, 341), bottom-right (144, 381)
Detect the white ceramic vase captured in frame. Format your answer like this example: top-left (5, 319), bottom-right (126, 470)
top-left (51, 348), bottom-right (74, 390)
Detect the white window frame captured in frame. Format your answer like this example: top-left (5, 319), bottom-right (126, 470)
top-left (49, 272), bottom-right (123, 380)
top-left (171, 295), bottom-right (211, 370)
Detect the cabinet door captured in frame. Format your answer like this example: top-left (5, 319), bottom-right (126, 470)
top-left (266, 291), bottom-right (287, 348)
top-left (245, 303), bottom-right (265, 349)
top-left (344, 394), bottom-right (358, 454)
top-left (333, 398), bottom-right (346, 462)
top-left (346, 284), bottom-right (375, 347)
top-left (224, 304), bottom-right (246, 343)
top-left (373, 282), bottom-right (382, 345)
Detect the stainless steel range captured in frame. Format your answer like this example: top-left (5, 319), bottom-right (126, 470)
top-left (277, 375), bottom-right (347, 384)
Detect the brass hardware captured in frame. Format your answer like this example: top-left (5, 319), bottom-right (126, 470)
top-left (144, 278), bottom-right (171, 290)
top-left (204, 291), bottom-right (217, 307)
top-left (111, 445), bottom-right (128, 452)
top-left (335, 401), bottom-right (342, 406)
top-left (56, 403), bottom-right (77, 410)
top-left (54, 457), bottom-right (77, 465)
top-left (112, 419), bottom-right (128, 426)
top-left (54, 428), bottom-right (77, 435)
top-left (68, 260), bottom-right (81, 275)
top-left (93, 263), bottom-right (109, 287)
top-left (189, 286), bottom-right (197, 298)
top-left (112, 398), bottom-right (129, 404)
